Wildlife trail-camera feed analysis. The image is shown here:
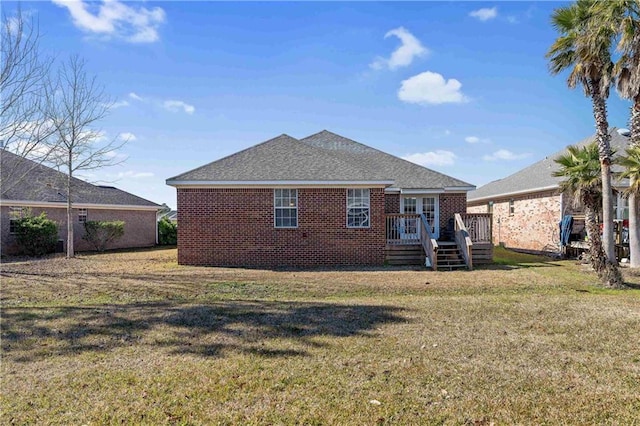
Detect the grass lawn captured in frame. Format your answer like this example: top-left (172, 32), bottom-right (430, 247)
top-left (2, 247), bottom-right (640, 424)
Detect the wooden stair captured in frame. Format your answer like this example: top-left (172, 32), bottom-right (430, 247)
top-left (385, 244), bottom-right (424, 266)
top-left (436, 241), bottom-right (468, 271)
top-left (471, 243), bottom-right (493, 265)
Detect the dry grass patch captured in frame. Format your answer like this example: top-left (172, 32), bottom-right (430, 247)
top-left (2, 247), bottom-right (640, 424)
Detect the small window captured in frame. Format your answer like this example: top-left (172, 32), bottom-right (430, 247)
top-left (509, 200), bottom-right (515, 215)
top-left (347, 188), bottom-right (370, 228)
top-left (9, 207), bottom-right (23, 234)
top-left (78, 208), bottom-right (88, 223)
top-left (274, 189), bottom-right (297, 228)
top-left (488, 201), bottom-right (494, 214)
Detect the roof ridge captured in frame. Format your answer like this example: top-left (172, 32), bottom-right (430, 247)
top-left (301, 130), bottom-right (474, 188)
top-left (166, 133), bottom-right (299, 181)
top-left (468, 128), bottom-right (629, 201)
top-left (1, 149), bottom-right (160, 206)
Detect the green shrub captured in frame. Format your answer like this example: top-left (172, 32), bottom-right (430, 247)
top-left (158, 216), bottom-right (177, 245)
top-left (83, 220), bottom-right (125, 252)
top-left (14, 211), bottom-right (59, 256)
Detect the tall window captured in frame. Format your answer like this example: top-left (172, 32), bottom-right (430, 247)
top-left (9, 207), bottom-right (23, 234)
top-left (78, 208), bottom-right (88, 223)
top-left (347, 188), bottom-right (370, 228)
top-left (274, 189), bottom-right (297, 228)
top-left (509, 199), bottom-right (515, 215)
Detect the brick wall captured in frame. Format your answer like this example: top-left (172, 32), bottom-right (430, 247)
top-left (438, 193), bottom-right (467, 231)
top-left (467, 191), bottom-right (562, 252)
top-left (1, 206), bottom-right (156, 255)
top-left (385, 193), bottom-right (400, 214)
top-left (177, 187), bottom-right (386, 268)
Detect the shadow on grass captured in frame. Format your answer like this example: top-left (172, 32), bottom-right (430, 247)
top-left (476, 246), bottom-right (565, 271)
top-left (1, 301), bottom-right (406, 362)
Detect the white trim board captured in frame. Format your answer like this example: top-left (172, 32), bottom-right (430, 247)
top-left (167, 180), bottom-right (394, 188)
top-left (0, 199), bottom-right (160, 211)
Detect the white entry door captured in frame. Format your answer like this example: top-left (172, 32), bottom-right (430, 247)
top-left (401, 196), bottom-right (439, 240)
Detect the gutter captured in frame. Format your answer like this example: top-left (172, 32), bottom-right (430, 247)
top-left (468, 185), bottom-right (559, 204)
top-left (0, 199), bottom-right (161, 211)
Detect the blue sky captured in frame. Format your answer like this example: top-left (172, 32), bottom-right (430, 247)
top-left (7, 1), bottom-right (633, 208)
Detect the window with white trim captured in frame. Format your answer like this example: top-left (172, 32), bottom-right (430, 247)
top-left (347, 188), bottom-right (370, 228)
top-left (78, 208), bottom-right (88, 223)
top-left (509, 199), bottom-right (515, 215)
top-left (274, 189), bottom-right (298, 228)
top-left (9, 207), bottom-right (23, 234)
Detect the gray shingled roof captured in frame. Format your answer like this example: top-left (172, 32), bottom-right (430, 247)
top-left (1, 150), bottom-right (160, 207)
top-left (301, 130), bottom-right (474, 189)
top-left (468, 128), bottom-right (631, 202)
top-left (167, 131), bottom-right (473, 190)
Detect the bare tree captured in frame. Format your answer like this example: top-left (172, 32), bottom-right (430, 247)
top-left (1, 7), bottom-right (54, 192)
top-left (46, 55), bottom-right (124, 258)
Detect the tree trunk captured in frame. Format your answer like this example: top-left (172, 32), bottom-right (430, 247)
top-left (630, 191), bottom-right (639, 268)
top-left (590, 82), bottom-right (616, 263)
top-left (584, 197), bottom-right (624, 288)
top-left (66, 154), bottom-right (74, 258)
top-left (628, 99), bottom-right (640, 268)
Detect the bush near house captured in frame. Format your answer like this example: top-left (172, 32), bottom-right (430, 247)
top-left (13, 211), bottom-right (59, 256)
top-left (158, 216), bottom-right (177, 245)
top-left (82, 220), bottom-right (125, 252)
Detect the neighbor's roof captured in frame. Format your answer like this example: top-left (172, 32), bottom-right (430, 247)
top-left (468, 128), bottom-right (631, 203)
top-left (167, 131), bottom-right (474, 191)
top-left (1, 150), bottom-right (160, 208)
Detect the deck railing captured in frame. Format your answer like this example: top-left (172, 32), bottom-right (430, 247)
top-left (420, 213), bottom-right (438, 270)
top-left (454, 213), bottom-right (473, 270)
top-left (461, 213), bottom-right (492, 244)
top-left (386, 214), bottom-right (421, 245)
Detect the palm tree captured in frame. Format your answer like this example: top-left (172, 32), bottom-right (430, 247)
top-left (554, 143), bottom-right (625, 288)
top-left (595, 0), bottom-right (640, 268)
top-left (546, 0), bottom-right (618, 263)
top-left (618, 145), bottom-right (640, 266)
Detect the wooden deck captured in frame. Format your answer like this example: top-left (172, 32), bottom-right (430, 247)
top-left (385, 212), bottom-right (494, 269)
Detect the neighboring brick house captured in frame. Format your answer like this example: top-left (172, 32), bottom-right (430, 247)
top-left (467, 129), bottom-right (631, 254)
top-left (1, 150), bottom-right (161, 255)
top-left (167, 130), bottom-right (475, 268)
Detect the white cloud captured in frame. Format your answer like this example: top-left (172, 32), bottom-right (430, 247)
top-left (469, 7), bottom-right (498, 22)
top-left (115, 171), bottom-right (154, 179)
top-left (126, 92), bottom-right (195, 115)
top-left (118, 132), bottom-right (137, 141)
top-left (52, 0), bottom-right (166, 43)
top-left (482, 149), bottom-right (530, 161)
top-left (403, 150), bottom-right (457, 167)
top-left (6, 16), bottom-right (21, 35)
top-left (370, 27), bottom-right (428, 70)
top-left (111, 100), bottom-right (129, 109)
top-left (163, 100), bottom-right (195, 115)
top-left (465, 136), bottom-right (480, 144)
top-left (398, 71), bottom-right (468, 105)
top-left (465, 136), bottom-right (490, 144)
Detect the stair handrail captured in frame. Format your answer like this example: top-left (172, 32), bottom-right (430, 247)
top-left (420, 213), bottom-right (438, 271)
top-left (454, 213), bottom-right (473, 270)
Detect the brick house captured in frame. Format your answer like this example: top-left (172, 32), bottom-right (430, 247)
top-left (167, 130), bottom-right (489, 269)
top-left (1, 150), bottom-right (161, 255)
top-left (467, 128), bottom-right (631, 254)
